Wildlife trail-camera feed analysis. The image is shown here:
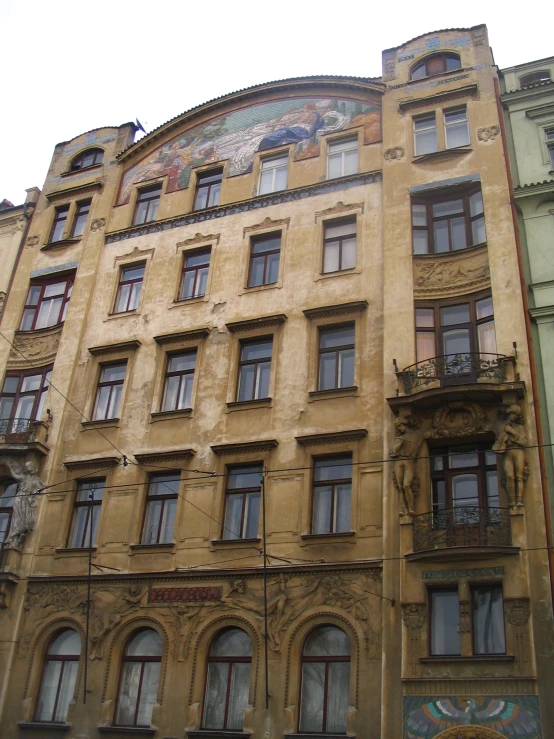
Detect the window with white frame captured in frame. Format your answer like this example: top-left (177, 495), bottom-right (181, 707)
top-left (444, 107), bottom-right (470, 149)
top-left (414, 114), bottom-right (438, 155)
top-left (545, 127), bottom-right (554, 169)
top-left (327, 137), bottom-right (358, 179)
top-left (258, 154), bottom-right (288, 194)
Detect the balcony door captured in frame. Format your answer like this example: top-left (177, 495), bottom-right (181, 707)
top-left (438, 303), bottom-right (475, 384)
top-left (0, 367), bottom-right (51, 436)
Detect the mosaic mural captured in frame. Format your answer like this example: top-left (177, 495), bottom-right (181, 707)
top-left (403, 696), bottom-right (541, 738)
top-left (117, 97), bottom-right (381, 204)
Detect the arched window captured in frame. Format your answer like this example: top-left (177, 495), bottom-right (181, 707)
top-left (411, 53), bottom-right (461, 80)
top-left (520, 70), bottom-right (551, 87)
top-left (203, 628), bottom-right (252, 730)
top-left (35, 629), bottom-right (81, 722)
top-left (70, 148), bottom-right (104, 171)
top-left (115, 629), bottom-right (162, 727)
top-left (299, 625), bottom-right (351, 734)
top-left (0, 480), bottom-right (17, 546)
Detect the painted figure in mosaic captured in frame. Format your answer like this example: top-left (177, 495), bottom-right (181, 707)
top-left (391, 415), bottom-right (427, 516)
top-left (493, 404), bottom-right (527, 506)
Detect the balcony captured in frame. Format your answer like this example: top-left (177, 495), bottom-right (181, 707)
top-left (0, 418), bottom-right (49, 455)
top-left (408, 506), bottom-right (518, 560)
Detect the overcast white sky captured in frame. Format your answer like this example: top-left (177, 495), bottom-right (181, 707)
top-left (0, 0), bottom-right (551, 204)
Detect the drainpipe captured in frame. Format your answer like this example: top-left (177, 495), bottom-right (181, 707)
top-left (494, 75), bottom-right (554, 608)
top-left (0, 187), bottom-right (39, 326)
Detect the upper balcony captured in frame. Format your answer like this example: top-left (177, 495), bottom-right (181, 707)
top-left (0, 418), bottom-right (49, 456)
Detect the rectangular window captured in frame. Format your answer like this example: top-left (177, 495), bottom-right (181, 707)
top-left (178, 249), bottom-right (210, 301)
top-left (248, 233), bottom-right (281, 287)
top-left (318, 324), bottom-right (355, 391)
top-left (71, 199), bottom-right (91, 238)
top-left (412, 188), bottom-right (486, 254)
top-left (414, 114), bottom-right (438, 156)
top-left (312, 455), bottom-right (352, 534)
top-left (0, 366), bottom-right (51, 432)
top-left (19, 275), bottom-right (73, 331)
top-left (114, 264), bottom-right (145, 314)
top-left (430, 589), bottom-right (460, 655)
top-left (50, 205), bottom-right (70, 242)
top-left (236, 338), bottom-right (272, 402)
top-left (194, 169), bottom-right (223, 210)
top-left (327, 137), bottom-right (358, 179)
top-left (68, 479), bottom-right (105, 548)
top-left (444, 106), bottom-right (470, 149)
top-left (258, 155), bottom-right (288, 194)
top-left (545, 128), bottom-right (554, 168)
top-left (92, 363), bottom-right (126, 421)
top-left (472, 584), bottom-right (506, 655)
top-left (323, 217), bottom-right (356, 273)
top-left (222, 465), bottom-right (262, 540)
top-left (133, 184), bottom-right (162, 225)
top-left (161, 351), bottom-right (196, 412)
top-left (142, 473), bottom-right (180, 544)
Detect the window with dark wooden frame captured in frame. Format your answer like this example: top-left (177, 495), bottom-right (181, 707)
top-left (415, 292), bottom-right (496, 367)
top-left (92, 363), bottom-right (126, 421)
top-left (0, 480), bottom-right (17, 548)
top-left (472, 583), bottom-right (506, 655)
top-left (114, 264), bottom-right (145, 314)
top-left (412, 188), bottom-right (486, 254)
top-left (236, 338), bottom-right (272, 402)
top-left (429, 588), bottom-right (460, 656)
top-left (520, 70), bottom-right (551, 87)
top-left (413, 113), bottom-right (438, 156)
top-left (19, 275), bottom-right (74, 331)
top-left (202, 629), bottom-right (252, 731)
top-left (50, 204), bottom-right (70, 242)
top-left (35, 630), bottom-right (81, 722)
top-left (115, 630), bottom-right (162, 727)
top-left (133, 184), bottom-right (162, 225)
top-left (67, 479), bottom-right (105, 549)
top-left (0, 366), bottom-right (52, 433)
top-left (318, 323), bottom-right (355, 391)
top-left (248, 233), bottom-right (281, 287)
top-left (178, 249), bottom-right (211, 300)
top-left (410, 53), bottom-right (461, 80)
top-left (70, 148), bottom-right (103, 171)
top-left (161, 351), bottom-right (196, 412)
top-left (299, 626), bottom-right (350, 734)
top-left (222, 465), bottom-right (262, 540)
top-left (194, 169), bottom-right (223, 210)
top-left (323, 217), bottom-right (356, 273)
top-left (312, 455), bottom-right (352, 535)
top-left (141, 473), bottom-right (179, 545)
top-left (70, 199), bottom-right (91, 238)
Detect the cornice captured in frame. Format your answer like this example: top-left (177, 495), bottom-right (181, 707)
top-left (104, 172), bottom-right (382, 246)
top-left (88, 339), bottom-right (141, 356)
top-left (303, 300), bottom-right (368, 319)
top-left (295, 429), bottom-right (368, 446)
top-left (210, 439), bottom-right (278, 455)
top-left (525, 102), bottom-right (554, 119)
top-left (225, 314), bottom-right (287, 333)
top-left (398, 83), bottom-right (478, 111)
top-left (63, 456), bottom-right (120, 471)
top-left (514, 180), bottom-right (554, 198)
top-left (154, 328), bottom-right (210, 345)
top-left (134, 449), bottom-right (195, 464)
top-left (116, 77), bottom-right (384, 163)
top-left (45, 180), bottom-right (104, 203)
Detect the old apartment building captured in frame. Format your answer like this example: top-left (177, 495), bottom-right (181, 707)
top-left (0, 25), bottom-right (552, 739)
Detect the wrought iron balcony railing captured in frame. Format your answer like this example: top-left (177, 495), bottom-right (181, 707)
top-left (0, 417), bottom-right (34, 442)
top-left (412, 506), bottom-right (512, 552)
top-left (397, 352), bottom-right (507, 394)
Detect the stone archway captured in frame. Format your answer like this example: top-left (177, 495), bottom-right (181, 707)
top-left (435, 727), bottom-right (507, 739)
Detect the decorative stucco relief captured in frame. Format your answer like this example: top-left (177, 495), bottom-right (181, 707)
top-left (7, 325), bottom-right (63, 369)
top-left (413, 246), bottom-right (490, 298)
top-left (477, 125), bottom-right (500, 142)
top-left (25, 235), bottom-right (39, 248)
top-left (90, 217), bottom-right (106, 232)
top-left (401, 603), bottom-right (426, 675)
top-left (384, 146), bottom-right (405, 161)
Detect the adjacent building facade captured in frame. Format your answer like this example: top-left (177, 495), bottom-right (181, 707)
top-left (0, 26), bottom-right (552, 739)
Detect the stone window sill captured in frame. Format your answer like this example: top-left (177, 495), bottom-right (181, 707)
top-left (61, 163), bottom-right (103, 178)
top-left (301, 531), bottom-right (355, 542)
top-left (211, 538), bottom-right (261, 547)
top-left (226, 398), bottom-right (272, 411)
top-left (242, 281), bottom-right (280, 294)
top-left (55, 547), bottom-right (97, 555)
top-left (18, 723), bottom-right (71, 731)
top-left (106, 309), bottom-right (139, 320)
top-left (420, 654), bottom-right (514, 663)
top-left (413, 146), bottom-right (472, 163)
top-left (41, 237), bottom-right (81, 252)
top-left (309, 386), bottom-right (358, 400)
top-left (150, 408), bottom-right (192, 421)
top-left (81, 418), bottom-right (119, 429)
top-left (97, 727), bottom-right (156, 735)
top-left (187, 731), bottom-right (249, 738)
top-left (129, 542), bottom-right (175, 553)
top-left (170, 295), bottom-right (207, 308)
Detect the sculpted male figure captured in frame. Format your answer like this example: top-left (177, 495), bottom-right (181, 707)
top-left (493, 404), bottom-right (527, 506)
top-left (390, 416), bottom-right (427, 516)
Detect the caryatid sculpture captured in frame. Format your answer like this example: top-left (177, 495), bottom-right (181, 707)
top-left (4, 459), bottom-right (44, 548)
top-left (493, 404), bottom-right (527, 506)
top-left (390, 415), bottom-right (428, 516)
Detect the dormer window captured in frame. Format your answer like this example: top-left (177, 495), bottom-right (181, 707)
top-left (70, 148), bottom-right (104, 171)
top-left (519, 70), bottom-right (551, 87)
top-left (411, 53), bottom-right (461, 81)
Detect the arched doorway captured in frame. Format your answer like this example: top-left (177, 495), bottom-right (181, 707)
top-left (435, 727), bottom-right (508, 739)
